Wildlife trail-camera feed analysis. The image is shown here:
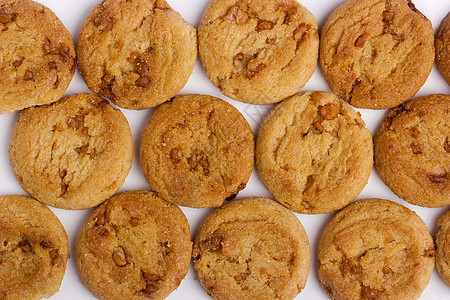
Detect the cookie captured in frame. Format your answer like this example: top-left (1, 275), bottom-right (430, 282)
top-left (77, 0), bottom-right (197, 110)
top-left (256, 91), bottom-right (373, 214)
top-left (320, 0), bottom-right (434, 109)
top-left (198, 0), bottom-right (319, 105)
top-left (374, 94), bottom-right (450, 208)
top-left (76, 190), bottom-right (192, 300)
top-left (318, 198), bottom-right (435, 300)
top-left (436, 13), bottom-right (450, 85)
top-left (192, 197), bottom-right (310, 300)
top-left (436, 209), bottom-right (450, 287)
top-left (9, 93), bottom-right (133, 210)
top-left (0, 0), bottom-right (75, 114)
top-left (0, 195), bottom-right (69, 300)
top-left (140, 94), bottom-right (254, 208)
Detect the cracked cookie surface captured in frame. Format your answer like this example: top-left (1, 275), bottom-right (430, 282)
top-left (198, 0), bottom-right (318, 104)
top-left (437, 13), bottom-right (450, 85)
top-left (139, 94), bottom-right (254, 208)
top-left (76, 190), bottom-right (192, 300)
top-left (193, 197), bottom-right (310, 300)
top-left (77, 0), bottom-right (197, 110)
top-left (256, 91), bottom-right (373, 214)
top-left (320, 0), bottom-right (434, 109)
top-left (0, 0), bottom-right (75, 114)
top-left (9, 93), bottom-right (133, 210)
top-left (436, 209), bottom-right (450, 287)
top-left (0, 195), bottom-right (69, 300)
top-left (374, 94), bottom-right (450, 207)
top-left (318, 198), bottom-right (435, 300)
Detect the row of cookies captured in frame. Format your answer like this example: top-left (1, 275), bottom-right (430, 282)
top-left (1, 0), bottom-right (449, 115)
top-left (1, 193), bottom-right (447, 299)
top-left (9, 91), bottom-right (447, 212)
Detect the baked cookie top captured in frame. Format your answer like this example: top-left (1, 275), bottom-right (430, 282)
top-left (76, 190), bottom-right (192, 300)
top-left (77, 0), bottom-right (197, 110)
top-left (320, 0), bottom-right (434, 109)
top-left (318, 198), bottom-right (435, 300)
top-left (9, 93), bottom-right (133, 210)
top-left (374, 94), bottom-right (450, 208)
top-left (436, 209), bottom-right (450, 287)
top-left (192, 197), bottom-right (310, 300)
top-left (256, 91), bottom-right (373, 214)
top-left (437, 12), bottom-right (450, 85)
top-left (198, 0), bottom-right (318, 104)
top-left (0, 0), bottom-right (75, 114)
top-left (0, 195), bottom-right (69, 300)
top-left (140, 94), bottom-right (254, 208)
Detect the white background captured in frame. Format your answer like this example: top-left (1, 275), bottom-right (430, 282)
top-left (1, 0), bottom-right (449, 299)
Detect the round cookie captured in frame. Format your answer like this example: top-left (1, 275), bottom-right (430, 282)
top-left (374, 94), bottom-right (450, 208)
top-left (140, 94), bottom-right (254, 208)
top-left (198, 0), bottom-right (319, 105)
top-left (0, 0), bottom-right (75, 114)
top-left (320, 0), bottom-right (435, 109)
top-left (77, 0), bottom-right (197, 110)
top-left (76, 190), bottom-right (192, 300)
top-left (436, 209), bottom-right (450, 287)
top-left (436, 13), bottom-right (450, 85)
top-left (9, 93), bottom-right (133, 210)
top-left (192, 197), bottom-right (310, 300)
top-left (0, 195), bottom-right (69, 300)
top-left (318, 198), bottom-right (435, 300)
top-left (256, 91), bottom-right (373, 214)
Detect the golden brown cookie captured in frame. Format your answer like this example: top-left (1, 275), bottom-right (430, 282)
top-left (436, 209), bottom-right (450, 287)
top-left (0, 0), bottom-right (75, 114)
top-left (318, 198), bottom-right (435, 300)
top-left (193, 197), bottom-right (310, 300)
top-left (77, 0), bottom-right (197, 110)
top-left (256, 91), bottom-right (373, 214)
top-left (320, 0), bottom-right (435, 109)
top-left (437, 13), bottom-right (450, 85)
top-left (140, 94), bottom-right (254, 208)
top-left (198, 0), bottom-right (319, 104)
top-left (374, 94), bottom-right (450, 208)
top-left (76, 190), bottom-right (192, 300)
top-left (0, 195), bottom-right (69, 300)
top-left (9, 93), bottom-right (133, 210)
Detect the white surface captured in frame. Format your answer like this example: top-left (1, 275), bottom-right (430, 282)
top-left (1, 0), bottom-right (449, 299)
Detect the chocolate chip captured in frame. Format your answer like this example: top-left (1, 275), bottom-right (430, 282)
top-left (12, 58), bottom-right (24, 68)
top-left (112, 247), bottom-right (127, 266)
top-left (127, 52), bottom-right (139, 64)
top-left (427, 174), bottom-right (445, 184)
top-left (354, 33), bottom-right (368, 48)
top-left (227, 6), bottom-right (248, 24)
top-left (0, 7), bottom-right (14, 24)
top-left (320, 104), bottom-right (339, 120)
top-left (135, 75), bottom-right (150, 87)
top-left (444, 138), bottom-right (450, 153)
top-left (137, 60), bottom-right (150, 75)
top-left (40, 240), bottom-right (53, 249)
top-left (257, 20), bottom-right (274, 31)
top-left (410, 142), bottom-right (422, 154)
top-left (170, 148), bottom-right (182, 162)
top-left (382, 11), bottom-right (395, 22)
top-left (361, 286), bottom-right (382, 299)
top-left (18, 239), bottom-right (32, 253)
top-left (202, 234), bottom-right (222, 252)
top-left (95, 213), bottom-right (106, 226)
top-left (94, 10), bottom-right (113, 32)
top-left (248, 63), bottom-right (266, 79)
top-left (23, 69), bottom-right (34, 81)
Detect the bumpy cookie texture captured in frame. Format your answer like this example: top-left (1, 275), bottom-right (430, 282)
top-left (320, 0), bottom-right (434, 109)
top-left (436, 210), bottom-right (450, 287)
top-left (9, 93), bottom-right (133, 210)
top-left (198, 0), bottom-right (318, 104)
top-left (374, 94), bottom-right (450, 208)
top-left (140, 94), bottom-right (254, 208)
top-left (0, 195), bottom-right (69, 300)
top-left (0, 0), bottom-right (75, 114)
top-left (437, 13), bottom-right (450, 85)
top-left (77, 0), bottom-right (197, 110)
top-left (256, 91), bottom-right (373, 214)
top-left (76, 191), bottom-right (192, 300)
top-left (318, 198), bottom-right (435, 300)
top-left (193, 197), bottom-right (310, 300)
